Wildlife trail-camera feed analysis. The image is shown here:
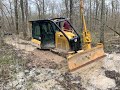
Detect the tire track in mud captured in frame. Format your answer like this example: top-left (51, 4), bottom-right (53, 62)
top-left (27, 49), bottom-right (69, 71)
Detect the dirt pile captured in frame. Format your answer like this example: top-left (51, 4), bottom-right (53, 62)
top-left (26, 53), bottom-right (59, 69)
top-left (31, 49), bottom-right (66, 69)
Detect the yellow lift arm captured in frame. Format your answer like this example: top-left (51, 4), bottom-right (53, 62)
top-left (80, 0), bottom-right (92, 50)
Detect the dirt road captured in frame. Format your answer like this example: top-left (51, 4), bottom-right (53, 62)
top-left (4, 36), bottom-right (120, 90)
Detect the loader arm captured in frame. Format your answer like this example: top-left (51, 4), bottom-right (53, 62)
top-left (80, 0), bottom-right (92, 50)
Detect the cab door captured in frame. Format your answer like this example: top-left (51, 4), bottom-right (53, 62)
top-left (32, 21), bottom-right (41, 47)
top-left (40, 21), bottom-right (55, 49)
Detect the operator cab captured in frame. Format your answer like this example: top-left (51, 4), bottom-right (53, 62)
top-left (51, 18), bottom-right (73, 32)
top-left (30, 18), bottom-right (82, 51)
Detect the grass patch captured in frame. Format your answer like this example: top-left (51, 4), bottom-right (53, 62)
top-left (0, 44), bottom-right (27, 66)
top-left (0, 55), bottom-right (14, 65)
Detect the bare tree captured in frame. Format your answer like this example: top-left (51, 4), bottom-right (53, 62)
top-left (43, 0), bottom-right (45, 19)
top-left (95, 0), bottom-right (99, 21)
top-left (25, 0), bottom-right (30, 37)
top-left (20, 0), bottom-right (25, 22)
top-left (25, 0), bottom-right (29, 22)
top-left (70, 0), bottom-right (73, 24)
top-left (100, 0), bottom-right (105, 44)
top-left (111, 0), bottom-right (119, 36)
top-left (65, 0), bottom-right (69, 18)
top-left (0, 0), bottom-right (4, 44)
top-left (14, 0), bottom-right (19, 34)
top-left (20, 0), bottom-right (27, 37)
top-left (0, 0), bottom-right (2, 31)
top-left (89, 0), bottom-right (92, 31)
top-left (9, 0), bottom-right (14, 31)
top-left (0, 0), bottom-right (119, 43)
top-left (35, 0), bottom-right (42, 19)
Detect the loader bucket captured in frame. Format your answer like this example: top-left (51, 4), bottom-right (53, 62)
top-left (67, 43), bottom-right (106, 72)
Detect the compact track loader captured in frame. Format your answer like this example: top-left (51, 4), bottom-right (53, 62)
top-left (29, 0), bottom-right (105, 72)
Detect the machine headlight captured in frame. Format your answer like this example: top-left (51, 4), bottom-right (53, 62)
top-left (74, 38), bottom-right (77, 42)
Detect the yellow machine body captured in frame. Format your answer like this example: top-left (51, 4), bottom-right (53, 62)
top-left (31, 38), bottom-right (41, 45)
top-left (55, 31), bottom-right (75, 51)
top-left (31, 27), bottom-right (105, 71)
top-left (30, 0), bottom-right (105, 71)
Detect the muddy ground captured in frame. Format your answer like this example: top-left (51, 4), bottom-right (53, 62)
top-left (0, 35), bottom-right (120, 90)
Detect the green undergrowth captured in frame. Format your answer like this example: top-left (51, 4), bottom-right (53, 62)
top-left (0, 55), bottom-right (14, 65)
top-left (0, 44), bottom-right (27, 65)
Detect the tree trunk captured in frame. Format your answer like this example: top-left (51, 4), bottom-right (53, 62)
top-left (37, 0), bottom-right (41, 19)
top-left (70, 0), bottom-right (73, 24)
top-left (25, 0), bottom-right (28, 22)
top-left (89, 0), bottom-right (92, 31)
top-left (38, 5), bottom-right (41, 19)
top-left (95, 0), bottom-right (100, 28)
top-left (14, 0), bottom-right (19, 34)
top-left (20, 0), bottom-right (24, 22)
top-left (25, 0), bottom-right (29, 37)
top-left (20, 0), bottom-right (27, 37)
top-left (43, 0), bottom-right (45, 19)
top-left (100, 0), bottom-right (105, 44)
top-left (0, 0), bottom-right (4, 45)
top-left (9, 0), bottom-right (15, 33)
top-left (65, 0), bottom-right (69, 18)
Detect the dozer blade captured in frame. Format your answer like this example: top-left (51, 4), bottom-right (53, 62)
top-left (67, 44), bottom-right (106, 72)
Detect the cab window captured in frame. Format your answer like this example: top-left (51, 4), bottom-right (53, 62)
top-left (32, 22), bottom-right (41, 40)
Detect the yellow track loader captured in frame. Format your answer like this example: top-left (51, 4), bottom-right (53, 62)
top-left (29, 0), bottom-right (105, 72)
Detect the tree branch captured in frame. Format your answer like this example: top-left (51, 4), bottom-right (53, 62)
top-left (93, 18), bottom-right (120, 36)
